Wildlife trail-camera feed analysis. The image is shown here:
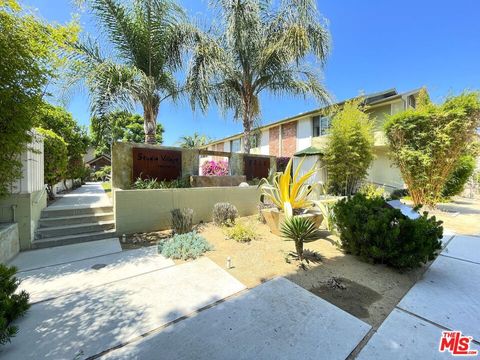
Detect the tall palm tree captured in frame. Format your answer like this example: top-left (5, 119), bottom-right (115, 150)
top-left (187, 0), bottom-right (331, 153)
top-left (69, 0), bottom-right (194, 143)
top-left (177, 132), bottom-right (209, 148)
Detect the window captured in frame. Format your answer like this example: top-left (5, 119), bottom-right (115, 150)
top-left (230, 139), bottom-right (241, 153)
top-left (407, 95), bottom-right (416, 109)
top-left (313, 115), bottom-right (331, 136)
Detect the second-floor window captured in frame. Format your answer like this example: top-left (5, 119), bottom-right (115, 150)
top-left (313, 115), bottom-right (331, 136)
top-left (231, 138), bottom-right (241, 153)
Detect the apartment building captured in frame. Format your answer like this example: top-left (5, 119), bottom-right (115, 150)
top-left (205, 88), bottom-right (421, 190)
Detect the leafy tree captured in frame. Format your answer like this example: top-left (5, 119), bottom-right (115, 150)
top-left (90, 111), bottom-right (164, 156)
top-left (385, 90), bottom-right (480, 207)
top-left (177, 132), bottom-right (209, 149)
top-left (441, 154), bottom-right (476, 199)
top-left (36, 128), bottom-right (68, 199)
top-left (324, 98), bottom-right (374, 195)
top-left (34, 103), bottom-right (90, 181)
top-left (69, 0), bottom-right (195, 144)
top-left (0, 0), bottom-right (77, 198)
top-left (188, 0), bottom-right (331, 153)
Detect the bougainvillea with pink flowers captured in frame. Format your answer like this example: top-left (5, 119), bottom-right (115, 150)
top-left (201, 160), bottom-right (229, 176)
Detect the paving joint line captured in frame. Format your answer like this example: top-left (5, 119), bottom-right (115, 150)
top-left (439, 253), bottom-right (480, 266)
top-left (86, 287), bottom-right (250, 360)
top-left (16, 248), bottom-right (124, 273)
top-left (29, 262), bottom-right (177, 305)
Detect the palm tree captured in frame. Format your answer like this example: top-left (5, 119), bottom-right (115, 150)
top-left (69, 0), bottom-right (195, 143)
top-left (187, 0), bottom-right (331, 153)
top-left (177, 132), bottom-right (209, 148)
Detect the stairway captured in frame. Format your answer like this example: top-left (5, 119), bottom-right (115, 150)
top-left (33, 206), bottom-right (116, 249)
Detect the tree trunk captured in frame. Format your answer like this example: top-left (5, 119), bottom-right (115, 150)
top-left (242, 97), bottom-right (254, 154)
top-left (143, 103), bottom-right (159, 144)
top-left (295, 240), bottom-right (304, 261)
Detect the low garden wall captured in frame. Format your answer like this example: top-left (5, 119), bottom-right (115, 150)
top-left (0, 223), bottom-right (19, 263)
top-left (114, 186), bottom-right (260, 235)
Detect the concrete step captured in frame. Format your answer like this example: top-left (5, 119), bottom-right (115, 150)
top-left (40, 206), bottom-right (113, 219)
top-left (31, 229), bottom-right (117, 249)
top-left (35, 221), bottom-right (115, 239)
top-left (39, 212), bottom-right (114, 228)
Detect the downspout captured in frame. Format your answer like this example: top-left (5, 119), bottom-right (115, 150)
top-left (11, 205), bottom-right (16, 223)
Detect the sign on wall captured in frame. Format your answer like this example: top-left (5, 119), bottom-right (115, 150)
top-left (132, 148), bottom-right (182, 182)
top-left (244, 156), bottom-right (270, 181)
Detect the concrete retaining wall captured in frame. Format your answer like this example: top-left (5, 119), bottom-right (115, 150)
top-left (0, 223), bottom-right (19, 263)
top-left (0, 189), bottom-right (47, 250)
top-left (115, 186), bottom-right (260, 235)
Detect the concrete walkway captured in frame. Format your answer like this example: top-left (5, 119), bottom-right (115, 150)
top-left (48, 182), bottom-right (111, 209)
top-left (358, 234), bottom-right (480, 359)
top-left (2, 239), bottom-right (372, 360)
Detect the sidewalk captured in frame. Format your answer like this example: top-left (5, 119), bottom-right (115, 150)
top-left (48, 182), bottom-right (111, 209)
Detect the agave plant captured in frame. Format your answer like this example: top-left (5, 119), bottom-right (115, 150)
top-left (281, 216), bottom-right (321, 261)
top-left (259, 157), bottom-right (317, 217)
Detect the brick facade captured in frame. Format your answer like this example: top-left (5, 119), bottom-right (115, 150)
top-left (269, 126), bottom-right (280, 156)
top-left (281, 122), bottom-right (297, 157)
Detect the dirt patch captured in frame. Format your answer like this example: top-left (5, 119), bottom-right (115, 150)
top-left (195, 216), bottom-right (427, 328)
top-left (124, 215), bottom-right (427, 328)
top-left (310, 277), bottom-right (382, 319)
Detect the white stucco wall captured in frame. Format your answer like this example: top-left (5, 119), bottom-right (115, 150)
top-left (296, 118), bottom-right (312, 152)
top-left (366, 148), bottom-right (404, 190)
top-left (259, 130), bottom-right (269, 155)
top-left (391, 99), bottom-right (405, 115)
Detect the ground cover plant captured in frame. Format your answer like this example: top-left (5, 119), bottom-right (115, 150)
top-left (213, 203), bottom-right (238, 226)
top-left (224, 222), bottom-right (257, 243)
top-left (171, 208), bottom-right (194, 235)
top-left (0, 264), bottom-right (30, 345)
top-left (385, 90), bottom-right (480, 207)
top-left (158, 232), bottom-right (213, 260)
top-left (333, 193), bottom-right (443, 270)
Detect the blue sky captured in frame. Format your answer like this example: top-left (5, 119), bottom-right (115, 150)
top-left (23, 0), bottom-right (480, 145)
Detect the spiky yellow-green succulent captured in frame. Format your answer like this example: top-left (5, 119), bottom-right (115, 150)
top-left (260, 157), bottom-right (317, 217)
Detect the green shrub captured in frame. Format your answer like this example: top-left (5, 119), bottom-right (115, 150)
top-left (324, 98), bottom-right (374, 195)
top-left (158, 232), bottom-right (213, 260)
top-left (132, 177), bottom-right (190, 189)
top-left (385, 90), bottom-right (480, 207)
top-left (171, 208), bottom-right (194, 234)
top-left (0, 264), bottom-right (30, 345)
top-left (333, 193), bottom-right (443, 270)
top-left (213, 202), bottom-right (238, 226)
top-left (388, 188), bottom-right (409, 200)
top-left (225, 222), bottom-right (257, 243)
top-left (358, 183), bottom-right (386, 199)
top-left (36, 127), bottom-right (68, 200)
top-left (441, 155), bottom-right (476, 199)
